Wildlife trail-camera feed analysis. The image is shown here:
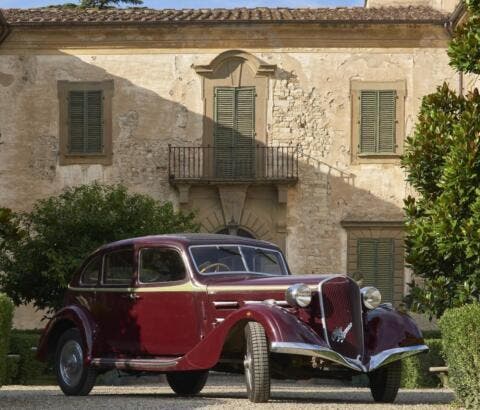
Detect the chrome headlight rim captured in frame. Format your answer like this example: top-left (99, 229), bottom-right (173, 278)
top-left (361, 286), bottom-right (382, 310)
top-left (285, 283), bottom-right (312, 308)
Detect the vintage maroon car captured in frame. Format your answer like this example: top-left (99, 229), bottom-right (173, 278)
top-left (38, 234), bottom-right (427, 403)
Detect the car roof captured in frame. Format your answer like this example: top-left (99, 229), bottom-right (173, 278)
top-left (96, 233), bottom-right (280, 252)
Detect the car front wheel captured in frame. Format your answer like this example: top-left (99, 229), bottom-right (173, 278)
top-left (167, 370), bottom-right (209, 395)
top-left (368, 360), bottom-right (402, 403)
top-left (55, 328), bottom-right (96, 396)
top-left (244, 321), bottom-right (270, 403)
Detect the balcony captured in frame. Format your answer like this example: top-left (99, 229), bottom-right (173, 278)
top-left (168, 145), bottom-right (299, 185)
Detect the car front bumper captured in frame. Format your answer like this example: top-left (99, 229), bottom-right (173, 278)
top-left (270, 342), bottom-right (429, 373)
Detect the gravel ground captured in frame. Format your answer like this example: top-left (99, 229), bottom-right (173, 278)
top-left (0, 376), bottom-right (455, 410)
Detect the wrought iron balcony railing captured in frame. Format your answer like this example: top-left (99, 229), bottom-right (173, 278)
top-left (168, 145), bottom-right (299, 183)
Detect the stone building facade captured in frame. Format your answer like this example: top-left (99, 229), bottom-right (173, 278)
top-left (0, 1), bottom-right (471, 327)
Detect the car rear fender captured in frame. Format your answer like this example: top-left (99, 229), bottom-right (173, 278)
top-left (37, 305), bottom-right (96, 363)
top-left (364, 306), bottom-right (425, 357)
top-left (177, 303), bottom-right (327, 370)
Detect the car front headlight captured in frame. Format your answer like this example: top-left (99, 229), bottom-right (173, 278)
top-left (285, 283), bottom-right (312, 308)
top-left (361, 286), bottom-right (382, 309)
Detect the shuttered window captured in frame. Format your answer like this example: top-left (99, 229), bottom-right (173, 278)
top-left (214, 86), bottom-right (255, 178)
top-left (68, 90), bottom-right (103, 154)
top-left (360, 90), bottom-right (396, 154)
top-left (357, 238), bottom-right (394, 302)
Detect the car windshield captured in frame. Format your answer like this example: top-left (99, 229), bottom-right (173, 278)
top-left (189, 245), bottom-right (288, 275)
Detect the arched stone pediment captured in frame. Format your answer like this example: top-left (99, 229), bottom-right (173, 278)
top-left (194, 50), bottom-right (276, 77)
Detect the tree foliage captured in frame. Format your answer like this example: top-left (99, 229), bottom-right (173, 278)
top-left (448, 0), bottom-right (480, 74)
top-left (0, 184), bottom-right (198, 311)
top-left (78, 0), bottom-right (143, 8)
top-left (402, 1), bottom-right (480, 318)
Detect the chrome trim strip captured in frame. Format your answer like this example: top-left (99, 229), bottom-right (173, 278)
top-left (244, 300), bottom-right (289, 306)
top-left (213, 301), bottom-right (239, 308)
top-left (208, 284), bottom-right (318, 293)
top-left (68, 283), bottom-right (206, 293)
top-left (91, 357), bottom-right (179, 371)
top-left (368, 345), bottom-right (429, 371)
top-left (270, 342), bottom-right (429, 373)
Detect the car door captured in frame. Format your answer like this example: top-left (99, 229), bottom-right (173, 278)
top-left (96, 247), bottom-right (138, 355)
top-left (130, 246), bottom-right (203, 357)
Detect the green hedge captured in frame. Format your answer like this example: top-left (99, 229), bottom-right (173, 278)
top-left (401, 338), bottom-right (445, 388)
top-left (0, 294), bottom-right (13, 387)
top-left (7, 330), bottom-right (54, 385)
top-left (439, 303), bottom-right (480, 409)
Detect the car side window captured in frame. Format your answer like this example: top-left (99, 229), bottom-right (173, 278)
top-left (139, 248), bottom-right (186, 284)
top-left (103, 249), bottom-right (134, 286)
top-left (80, 255), bottom-right (102, 285)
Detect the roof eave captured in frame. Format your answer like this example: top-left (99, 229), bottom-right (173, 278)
top-left (6, 18), bottom-right (448, 28)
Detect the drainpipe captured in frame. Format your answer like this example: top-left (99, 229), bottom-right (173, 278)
top-left (0, 9), bottom-right (11, 46)
top-left (445, 2), bottom-right (468, 97)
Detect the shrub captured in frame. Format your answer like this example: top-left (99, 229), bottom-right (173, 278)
top-left (401, 338), bottom-right (445, 388)
top-left (0, 183), bottom-right (199, 311)
top-left (6, 330), bottom-right (54, 385)
top-left (0, 294), bottom-right (13, 386)
top-left (439, 303), bottom-right (480, 408)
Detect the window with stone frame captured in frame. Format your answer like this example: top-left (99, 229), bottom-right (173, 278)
top-left (58, 80), bottom-right (114, 165)
top-left (342, 221), bottom-right (405, 306)
top-left (351, 80), bottom-right (406, 164)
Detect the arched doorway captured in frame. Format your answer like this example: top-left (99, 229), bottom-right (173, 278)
top-left (216, 227), bottom-right (255, 239)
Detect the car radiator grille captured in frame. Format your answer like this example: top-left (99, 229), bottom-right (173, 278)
top-left (319, 276), bottom-right (364, 360)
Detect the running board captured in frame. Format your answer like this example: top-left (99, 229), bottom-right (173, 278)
top-left (90, 357), bottom-right (180, 371)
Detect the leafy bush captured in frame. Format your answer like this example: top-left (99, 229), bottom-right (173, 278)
top-left (439, 303), bottom-right (480, 408)
top-left (7, 330), bottom-right (54, 385)
top-left (0, 294), bottom-right (13, 386)
top-left (0, 183), bottom-right (199, 311)
top-left (401, 338), bottom-right (445, 388)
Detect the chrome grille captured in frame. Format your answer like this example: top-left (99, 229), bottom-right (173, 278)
top-left (319, 276), bottom-right (364, 360)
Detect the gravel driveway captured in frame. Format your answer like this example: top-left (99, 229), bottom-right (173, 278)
top-left (0, 376), bottom-right (454, 409)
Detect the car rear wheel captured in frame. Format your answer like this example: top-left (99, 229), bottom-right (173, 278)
top-left (166, 370), bottom-right (209, 396)
top-left (368, 360), bottom-right (402, 403)
top-left (55, 328), bottom-right (96, 396)
top-left (244, 321), bottom-right (270, 403)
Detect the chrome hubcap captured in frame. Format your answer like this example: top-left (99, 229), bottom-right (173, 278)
top-left (59, 340), bottom-right (83, 387)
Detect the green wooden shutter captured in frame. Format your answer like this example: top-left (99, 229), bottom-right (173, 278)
top-left (214, 86), bottom-right (256, 178)
top-left (360, 90), bottom-right (396, 154)
top-left (68, 90), bottom-right (103, 154)
top-left (234, 87), bottom-right (255, 178)
top-left (360, 91), bottom-right (378, 153)
top-left (357, 238), bottom-right (394, 302)
top-left (378, 91), bottom-right (396, 153)
top-left (214, 87), bottom-right (235, 178)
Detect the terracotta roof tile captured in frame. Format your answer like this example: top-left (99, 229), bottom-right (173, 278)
top-left (1, 6), bottom-right (448, 26)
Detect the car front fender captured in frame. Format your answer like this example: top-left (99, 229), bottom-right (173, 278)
top-left (37, 305), bottom-right (96, 364)
top-left (364, 306), bottom-right (425, 357)
top-left (176, 303), bottom-right (327, 370)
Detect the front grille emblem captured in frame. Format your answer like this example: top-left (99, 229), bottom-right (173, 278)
top-left (331, 322), bottom-right (353, 344)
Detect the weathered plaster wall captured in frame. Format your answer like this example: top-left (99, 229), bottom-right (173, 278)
top-left (0, 23), bottom-right (458, 326)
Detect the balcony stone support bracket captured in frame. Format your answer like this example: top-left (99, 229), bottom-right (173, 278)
top-left (177, 184), bottom-right (191, 204)
top-left (218, 184), bottom-right (248, 228)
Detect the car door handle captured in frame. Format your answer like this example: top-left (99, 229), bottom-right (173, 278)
top-left (121, 293), bottom-right (141, 301)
